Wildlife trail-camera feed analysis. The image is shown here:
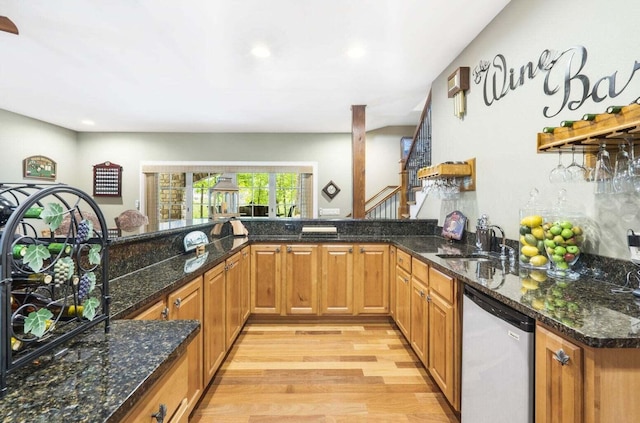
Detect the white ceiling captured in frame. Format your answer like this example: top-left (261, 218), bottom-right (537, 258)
top-left (0, 0), bottom-right (510, 133)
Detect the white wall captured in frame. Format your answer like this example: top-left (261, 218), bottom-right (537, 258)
top-left (0, 109), bottom-right (78, 182)
top-left (420, 0), bottom-right (640, 259)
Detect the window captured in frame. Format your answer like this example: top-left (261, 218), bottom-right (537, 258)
top-left (142, 162), bottom-right (317, 221)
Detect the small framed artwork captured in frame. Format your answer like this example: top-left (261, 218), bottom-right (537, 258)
top-left (23, 155), bottom-right (57, 180)
top-left (442, 210), bottom-right (467, 241)
top-left (322, 180), bottom-right (340, 199)
top-left (400, 137), bottom-right (413, 162)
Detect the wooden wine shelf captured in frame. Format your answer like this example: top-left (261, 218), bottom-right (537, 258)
top-left (537, 103), bottom-right (640, 152)
top-left (417, 157), bottom-right (476, 191)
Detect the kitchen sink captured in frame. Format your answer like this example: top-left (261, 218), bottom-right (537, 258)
top-left (435, 253), bottom-right (492, 262)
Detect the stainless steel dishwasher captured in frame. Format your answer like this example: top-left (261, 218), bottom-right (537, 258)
top-left (461, 285), bottom-right (535, 423)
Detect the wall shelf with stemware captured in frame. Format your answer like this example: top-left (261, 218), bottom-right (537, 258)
top-left (537, 103), bottom-right (640, 153)
top-left (417, 157), bottom-right (476, 191)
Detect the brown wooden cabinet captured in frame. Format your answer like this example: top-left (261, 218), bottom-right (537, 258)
top-left (354, 244), bottom-right (389, 314)
top-left (320, 244), bottom-right (354, 315)
top-left (536, 323), bottom-right (584, 423)
top-left (394, 249), bottom-right (412, 338)
top-left (410, 258), bottom-right (429, 366)
top-left (167, 277), bottom-right (204, 416)
top-left (240, 246), bottom-right (251, 322)
top-left (251, 244), bottom-right (282, 314)
top-left (284, 244), bottom-right (319, 315)
top-left (121, 353), bottom-right (190, 423)
top-left (203, 262), bottom-right (226, 386)
top-left (427, 267), bottom-right (460, 411)
top-left (389, 246), bottom-right (396, 319)
top-left (135, 276), bottom-right (204, 417)
top-left (225, 251), bottom-right (243, 346)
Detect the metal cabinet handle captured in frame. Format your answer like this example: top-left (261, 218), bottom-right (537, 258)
top-left (399, 257), bottom-right (403, 263)
top-left (160, 307), bottom-right (169, 320)
top-left (287, 246), bottom-right (292, 253)
top-left (427, 294), bottom-right (432, 302)
top-left (554, 349), bottom-right (570, 366)
top-left (275, 247), bottom-right (281, 253)
top-left (360, 247), bottom-right (365, 253)
top-left (152, 403), bottom-right (167, 422)
top-left (174, 298), bottom-right (182, 308)
top-left (419, 290), bottom-right (425, 297)
top-left (404, 277), bottom-right (409, 283)
top-left (348, 247), bottom-right (353, 253)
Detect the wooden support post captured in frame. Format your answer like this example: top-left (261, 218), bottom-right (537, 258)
top-left (351, 105), bottom-right (366, 219)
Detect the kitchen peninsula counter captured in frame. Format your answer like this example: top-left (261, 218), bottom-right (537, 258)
top-left (3, 226), bottom-right (639, 422)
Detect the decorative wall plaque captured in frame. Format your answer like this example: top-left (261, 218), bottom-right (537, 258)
top-left (23, 155), bottom-right (57, 180)
top-left (93, 161), bottom-right (123, 197)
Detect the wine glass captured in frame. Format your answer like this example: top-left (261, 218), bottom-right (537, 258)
top-left (549, 151), bottom-right (568, 183)
top-left (613, 143), bottom-right (632, 193)
top-left (593, 144), bottom-right (613, 194)
top-left (566, 146), bottom-right (587, 182)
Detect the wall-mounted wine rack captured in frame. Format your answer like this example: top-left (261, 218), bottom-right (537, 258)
top-left (0, 183), bottom-right (110, 396)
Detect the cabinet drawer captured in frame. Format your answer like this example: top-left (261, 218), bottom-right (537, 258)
top-left (412, 258), bottom-right (428, 284)
top-left (396, 249), bottom-right (412, 273)
top-left (429, 267), bottom-right (454, 303)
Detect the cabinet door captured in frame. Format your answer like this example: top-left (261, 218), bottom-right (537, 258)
top-left (240, 246), bottom-right (251, 322)
top-left (536, 324), bottom-right (583, 423)
top-left (320, 245), bottom-right (354, 315)
top-left (355, 244), bottom-right (389, 314)
top-left (168, 276), bottom-right (204, 415)
top-left (203, 263), bottom-right (226, 385)
top-left (389, 247), bottom-right (396, 318)
top-left (226, 252), bottom-right (243, 346)
top-left (410, 277), bottom-right (428, 366)
top-left (394, 266), bottom-right (411, 338)
top-left (284, 244), bottom-right (319, 315)
top-left (251, 244), bottom-right (282, 314)
top-left (428, 290), bottom-right (455, 405)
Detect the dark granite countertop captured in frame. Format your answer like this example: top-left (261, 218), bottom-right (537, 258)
top-left (109, 233), bottom-right (640, 348)
top-left (0, 319), bottom-right (199, 423)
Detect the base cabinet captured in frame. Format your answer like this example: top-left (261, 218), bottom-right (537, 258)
top-left (394, 249), bottom-right (412, 339)
top-left (226, 251), bottom-right (243, 346)
top-left (427, 267), bottom-right (460, 412)
top-left (122, 353), bottom-right (190, 423)
top-left (284, 244), bottom-right (319, 314)
top-left (251, 244), bottom-right (283, 314)
top-left (203, 263), bottom-right (226, 386)
top-left (134, 276), bottom-right (204, 417)
top-left (355, 244), bottom-right (389, 314)
top-left (410, 258), bottom-right (429, 366)
top-left (320, 245), bottom-right (354, 315)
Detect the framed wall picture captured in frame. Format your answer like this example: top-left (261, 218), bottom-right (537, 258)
top-left (23, 155), bottom-right (57, 180)
top-left (400, 137), bottom-right (413, 162)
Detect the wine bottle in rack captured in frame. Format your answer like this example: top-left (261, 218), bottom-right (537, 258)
top-left (606, 105), bottom-right (624, 114)
top-left (11, 272), bottom-right (54, 285)
top-left (582, 113), bottom-right (598, 121)
top-left (560, 120), bottom-right (576, 127)
top-left (12, 242), bottom-right (72, 258)
top-left (542, 127), bottom-right (557, 134)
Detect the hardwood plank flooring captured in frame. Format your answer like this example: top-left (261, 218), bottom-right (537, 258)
top-left (191, 322), bottom-right (460, 422)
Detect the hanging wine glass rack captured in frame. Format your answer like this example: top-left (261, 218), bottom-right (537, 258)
top-left (0, 183), bottom-right (110, 397)
top-left (417, 157), bottom-right (476, 191)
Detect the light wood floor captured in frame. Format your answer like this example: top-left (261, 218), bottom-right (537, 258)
top-left (191, 321), bottom-right (460, 422)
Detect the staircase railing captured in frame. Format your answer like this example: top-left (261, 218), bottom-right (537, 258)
top-left (365, 186), bottom-right (401, 219)
top-left (399, 91), bottom-right (432, 218)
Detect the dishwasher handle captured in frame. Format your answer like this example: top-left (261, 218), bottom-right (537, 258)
top-left (464, 285), bottom-right (535, 333)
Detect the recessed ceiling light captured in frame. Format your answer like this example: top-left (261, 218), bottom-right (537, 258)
top-left (346, 46), bottom-right (366, 59)
top-left (251, 45), bottom-right (271, 58)
top-left (81, 119), bottom-right (95, 126)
